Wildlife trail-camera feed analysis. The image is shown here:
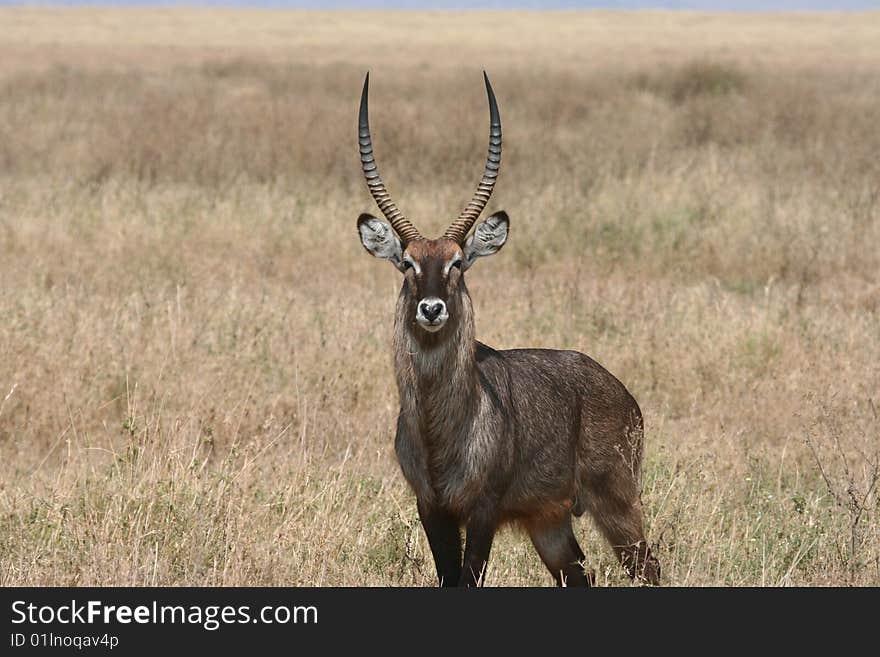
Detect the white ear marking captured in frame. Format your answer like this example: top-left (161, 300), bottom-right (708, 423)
top-left (358, 214), bottom-right (404, 269)
top-left (463, 211), bottom-right (509, 270)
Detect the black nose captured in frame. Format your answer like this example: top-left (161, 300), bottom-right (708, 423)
top-left (420, 301), bottom-right (444, 322)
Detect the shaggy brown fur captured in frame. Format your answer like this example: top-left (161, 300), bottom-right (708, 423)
top-left (365, 231), bottom-right (660, 587)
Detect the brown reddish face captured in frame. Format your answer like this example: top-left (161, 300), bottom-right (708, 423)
top-left (399, 238), bottom-right (464, 333)
top-left (357, 212), bottom-right (509, 333)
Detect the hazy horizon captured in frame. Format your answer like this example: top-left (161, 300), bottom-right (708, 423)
top-left (1, 1), bottom-right (878, 11)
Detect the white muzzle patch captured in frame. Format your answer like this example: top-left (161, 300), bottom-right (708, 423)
top-left (416, 297), bottom-right (448, 332)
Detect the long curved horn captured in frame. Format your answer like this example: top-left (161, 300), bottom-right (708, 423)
top-left (444, 71), bottom-right (502, 244)
top-left (359, 73), bottom-right (422, 244)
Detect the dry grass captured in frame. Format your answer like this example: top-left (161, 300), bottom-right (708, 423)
top-left (0, 8), bottom-right (878, 586)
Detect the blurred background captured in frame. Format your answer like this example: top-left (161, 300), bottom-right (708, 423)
top-left (0, 5), bottom-right (878, 585)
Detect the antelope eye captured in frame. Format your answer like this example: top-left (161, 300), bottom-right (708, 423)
top-left (402, 260), bottom-right (414, 272)
top-left (450, 259), bottom-right (462, 270)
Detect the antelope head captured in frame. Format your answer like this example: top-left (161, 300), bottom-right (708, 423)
top-left (356, 72), bottom-right (509, 335)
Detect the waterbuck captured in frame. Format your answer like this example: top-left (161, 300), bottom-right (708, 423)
top-left (356, 72), bottom-right (660, 587)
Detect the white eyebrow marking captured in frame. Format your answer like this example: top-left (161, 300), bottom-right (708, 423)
top-left (443, 255), bottom-right (463, 276)
top-left (403, 254), bottom-right (421, 275)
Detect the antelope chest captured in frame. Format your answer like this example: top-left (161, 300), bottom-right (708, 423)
top-left (394, 431), bottom-right (480, 513)
top-left (395, 398), bottom-right (500, 516)
top-left (427, 431), bottom-right (489, 514)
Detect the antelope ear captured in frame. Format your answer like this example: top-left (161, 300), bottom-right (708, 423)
top-left (463, 211), bottom-right (509, 270)
top-left (357, 213), bottom-right (403, 269)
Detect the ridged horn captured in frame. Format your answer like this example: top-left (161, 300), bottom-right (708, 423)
top-left (444, 71), bottom-right (502, 244)
top-left (359, 73), bottom-right (422, 244)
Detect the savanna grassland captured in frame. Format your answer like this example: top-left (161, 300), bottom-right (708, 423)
top-left (0, 9), bottom-right (878, 586)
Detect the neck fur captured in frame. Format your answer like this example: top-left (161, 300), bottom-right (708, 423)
top-left (393, 289), bottom-right (478, 442)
